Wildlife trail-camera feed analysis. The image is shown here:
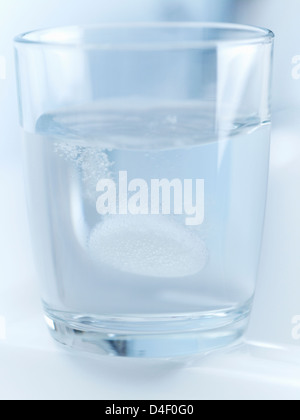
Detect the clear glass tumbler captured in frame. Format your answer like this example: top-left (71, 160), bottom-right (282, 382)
top-left (15, 23), bottom-right (274, 358)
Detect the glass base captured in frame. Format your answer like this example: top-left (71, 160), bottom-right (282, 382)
top-left (44, 303), bottom-right (251, 358)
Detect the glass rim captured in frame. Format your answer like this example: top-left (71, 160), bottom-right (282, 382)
top-left (14, 22), bottom-right (274, 50)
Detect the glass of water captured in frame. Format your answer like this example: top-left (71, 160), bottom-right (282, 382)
top-left (15, 23), bottom-right (274, 358)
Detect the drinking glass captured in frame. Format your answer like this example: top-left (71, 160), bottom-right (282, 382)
top-left (15, 23), bottom-right (274, 358)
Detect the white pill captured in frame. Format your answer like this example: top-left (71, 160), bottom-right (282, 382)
top-left (88, 215), bottom-right (208, 278)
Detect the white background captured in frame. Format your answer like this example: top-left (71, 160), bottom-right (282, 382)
top-left (0, 0), bottom-right (300, 400)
